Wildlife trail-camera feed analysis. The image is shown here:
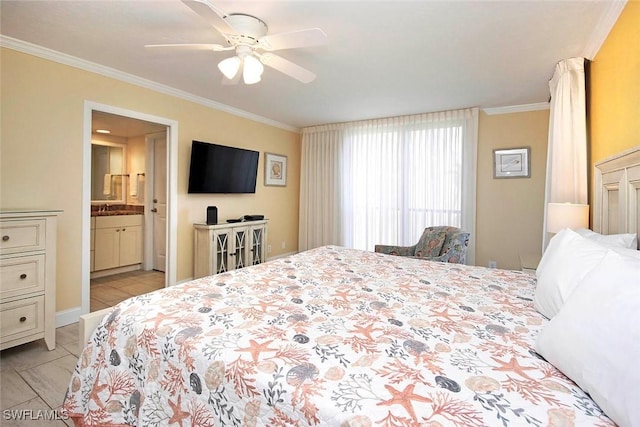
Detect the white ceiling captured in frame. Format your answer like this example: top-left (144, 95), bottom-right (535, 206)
top-left (92, 111), bottom-right (167, 138)
top-left (0, 1), bottom-right (624, 130)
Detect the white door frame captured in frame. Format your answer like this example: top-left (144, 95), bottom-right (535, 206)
top-left (82, 101), bottom-right (178, 315)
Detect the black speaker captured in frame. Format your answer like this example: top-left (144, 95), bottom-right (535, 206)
top-left (206, 206), bottom-right (218, 225)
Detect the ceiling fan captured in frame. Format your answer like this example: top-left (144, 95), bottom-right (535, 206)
top-left (145, 0), bottom-right (328, 85)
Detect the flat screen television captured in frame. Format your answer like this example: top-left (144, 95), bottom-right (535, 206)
top-left (187, 141), bottom-right (259, 194)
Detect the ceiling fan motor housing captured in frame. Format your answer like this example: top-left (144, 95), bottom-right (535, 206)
top-left (224, 14), bottom-right (268, 46)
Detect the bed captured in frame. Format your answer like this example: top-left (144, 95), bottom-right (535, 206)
top-left (64, 146), bottom-right (640, 427)
top-left (64, 245), bottom-right (619, 427)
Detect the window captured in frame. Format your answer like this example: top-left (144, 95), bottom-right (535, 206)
top-left (342, 123), bottom-right (464, 250)
top-left (300, 108), bottom-right (477, 263)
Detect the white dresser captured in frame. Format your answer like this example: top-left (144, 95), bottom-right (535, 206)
top-left (0, 210), bottom-right (61, 351)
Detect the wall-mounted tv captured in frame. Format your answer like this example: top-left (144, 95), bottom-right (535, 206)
top-left (187, 141), bottom-right (259, 194)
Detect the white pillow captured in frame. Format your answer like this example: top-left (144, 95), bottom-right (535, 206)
top-left (535, 251), bottom-right (640, 427)
top-left (535, 229), bottom-right (609, 318)
top-left (575, 228), bottom-right (638, 250)
top-left (535, 229), bottom-right (640, 319)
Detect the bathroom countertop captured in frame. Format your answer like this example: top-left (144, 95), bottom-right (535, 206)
top-left (91, 210), bottom-right (144, 217)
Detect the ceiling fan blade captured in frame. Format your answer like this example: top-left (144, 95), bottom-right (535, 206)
top-left (260, 53), bottom-right (316, 84)
top-left (144, 43), bottom-right (230, 51)
top-left (258, 28), bottom-right (328, 51)
top-left (181, 0), bottom-right (236, 34)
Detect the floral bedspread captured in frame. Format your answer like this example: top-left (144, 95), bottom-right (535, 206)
top-left (63, 246), bottom-right (615, 426)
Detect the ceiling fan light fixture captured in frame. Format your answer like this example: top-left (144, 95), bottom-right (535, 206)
top-left (218, 56), bottom-right (241, 80)
top-left (242, 54), bottom-right (264, 85)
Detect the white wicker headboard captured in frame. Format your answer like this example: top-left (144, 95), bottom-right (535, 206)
top-left (593, 145), bottom-right (640, 248)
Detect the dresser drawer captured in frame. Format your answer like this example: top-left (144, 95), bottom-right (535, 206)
top-left (0, 219), bottom-right (46, 255)
top-left (0, 296), bottom-right (45, 343)
top-left (0, 254), bottom-right (46, 302)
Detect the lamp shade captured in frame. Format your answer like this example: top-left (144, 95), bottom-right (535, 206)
top-left (547, 203), bottom-right (589, 233)
top-left (218, 56), bottom-right (241, 80)
top-left (243, 55), bottom-right (264, 84)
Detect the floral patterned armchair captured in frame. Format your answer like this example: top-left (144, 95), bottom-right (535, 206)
top-left (374, 226), bottom-right (470, 264)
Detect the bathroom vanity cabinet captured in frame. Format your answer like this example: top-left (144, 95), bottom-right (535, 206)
top-left (93, 214), bottom-right (143, 272)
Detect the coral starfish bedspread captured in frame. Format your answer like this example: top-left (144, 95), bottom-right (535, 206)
top-left (63, 246), bottom-right (615, 426)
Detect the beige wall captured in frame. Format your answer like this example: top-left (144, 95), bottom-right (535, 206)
top-left (0, 48), bottom-right (301, 312)
top-left (589, 1), bottom-right (640, 174)
top-left (475, 2), bottom-right (639, 269)
top-left (1, 44), bottom-right (554, 317)
top-left (125, 134), bottom-right (146, 206)
top-left (476, 110), bottom-right (549, 270)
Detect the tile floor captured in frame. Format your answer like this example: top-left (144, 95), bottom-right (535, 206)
top-left (90, 270), bottom-right (165, 312)
top-left (0, 270), bottom-right (164, 426)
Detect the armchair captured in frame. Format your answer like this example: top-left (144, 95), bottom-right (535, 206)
top-left (374, 226), bottom-right (470, 264)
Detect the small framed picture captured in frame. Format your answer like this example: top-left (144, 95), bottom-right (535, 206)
top-left (264, 152), bottom-right (287, 186)
top-left (493, 147), bottom-right (530, 178)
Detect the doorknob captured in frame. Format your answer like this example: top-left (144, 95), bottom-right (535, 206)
top-left (151, 208), bottom-right (158, 213)
top-left (153, 199), bottom-right (158, 203)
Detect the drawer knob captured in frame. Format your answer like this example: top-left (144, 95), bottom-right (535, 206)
top-left (2, 235), bottom-right (9, 242)
top-left (20, 273), bottom-right (27, 280)
top-left (19, 316), bottom-right (27, 322)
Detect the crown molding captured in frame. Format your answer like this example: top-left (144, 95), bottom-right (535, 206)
top-left (0, 35), bottom-right (299, 133)
top-left (583, 0), bottom-right (627, 60)
top-left (482, 102), bottom-right (550, 115)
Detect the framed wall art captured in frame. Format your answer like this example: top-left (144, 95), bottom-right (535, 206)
top-left (264, 152), bottom-right (287, 186)
top-left (493, 147), bottom-right (530, 178)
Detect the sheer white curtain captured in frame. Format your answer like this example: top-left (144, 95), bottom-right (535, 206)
top-left (298, 125), bottom-right (344, 249)
top-left (299, 108), bottom-right (478, 264)
top-left (543, 58), bottom-right (588, 248)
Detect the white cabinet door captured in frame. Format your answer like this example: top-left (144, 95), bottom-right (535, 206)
top-left (212, 229), bottom-right (232, 274)
top-left (119, 225), bottom-right (143, 266)
top-left (94, 228), bottom-right (120, 271)
top-left (230, 226), bottom-right (249, 270)
top-left (249, 224), bottom-right (267, 265)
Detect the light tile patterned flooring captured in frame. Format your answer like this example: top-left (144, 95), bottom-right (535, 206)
top-left (0, 270), bottom-right (164, 426)
top-left (90, 270), bottom-right (165, 312)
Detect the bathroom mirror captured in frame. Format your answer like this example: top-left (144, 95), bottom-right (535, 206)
top-left (91, 141), bottom-right (127, 203)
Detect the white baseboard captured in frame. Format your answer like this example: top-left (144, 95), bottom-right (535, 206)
top-left (56, 307), bottom-right (82, 327)
top-left (267, 251), bottom-right (297, 261)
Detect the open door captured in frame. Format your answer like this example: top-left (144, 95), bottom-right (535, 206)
top-left (151, 133), bottom-right (167, 271)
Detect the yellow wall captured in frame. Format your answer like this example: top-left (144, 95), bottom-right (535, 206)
top-left (589, 1), bottom-right (640, 165)
top-left (476, 110), bottom-right (549, 270)
top-left (0, 48), bottom-right (301, 312)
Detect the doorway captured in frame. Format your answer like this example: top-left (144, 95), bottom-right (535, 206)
top-left (82, 102), bottom-right (178, 315)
